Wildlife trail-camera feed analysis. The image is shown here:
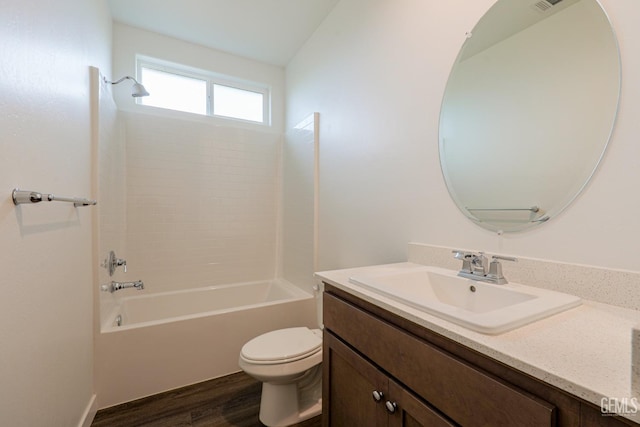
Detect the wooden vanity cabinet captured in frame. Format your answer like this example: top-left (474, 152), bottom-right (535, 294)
top-left (325, 331), bottom-right (455, 427)
top-left (322, 284), bottom-right (638, 427)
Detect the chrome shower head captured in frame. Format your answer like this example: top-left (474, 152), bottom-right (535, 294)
top-left (130, 81), bottom-right (150, 97)
top-left (104, 75), bottom-right (150, 97)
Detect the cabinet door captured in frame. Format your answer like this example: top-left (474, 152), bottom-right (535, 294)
top-left (324, 291), bottom-right (556, 426)
top-left (387, 380), bottom-right (457, 427)
top-left (323, 332), bottom-right (388, 427)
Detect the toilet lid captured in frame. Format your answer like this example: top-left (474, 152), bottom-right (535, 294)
top-left (241, 327), bottom-right (322, 363)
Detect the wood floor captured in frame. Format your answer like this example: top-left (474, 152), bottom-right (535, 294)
top-left (91, 372), bottom-right (322, 427)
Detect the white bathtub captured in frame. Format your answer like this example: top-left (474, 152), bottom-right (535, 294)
top-left (96, 279), bottom-right (318, 408)
top-left (102, 279), bottom-right (310, 331)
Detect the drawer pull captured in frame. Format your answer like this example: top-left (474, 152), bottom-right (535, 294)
top-left (372, 390), bottom-right (384, 402)
top-left (385, 401), bottom-right (397, 414)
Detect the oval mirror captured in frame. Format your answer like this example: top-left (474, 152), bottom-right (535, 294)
top-left (439, 0), bottom-right (620, 233)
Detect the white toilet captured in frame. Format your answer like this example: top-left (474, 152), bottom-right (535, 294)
top-left (238, 286), bottom-right (323, 427)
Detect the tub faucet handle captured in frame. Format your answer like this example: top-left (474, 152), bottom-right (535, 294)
top-left (104, 250), bottom-right (127, 276)
top-left (116, 258), bottom-right (127, 273)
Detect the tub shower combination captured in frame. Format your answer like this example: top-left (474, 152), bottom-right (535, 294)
top-left (93, 68), bottom-right (321, 409)
top-left (96, 279), bottom-right (317, 408)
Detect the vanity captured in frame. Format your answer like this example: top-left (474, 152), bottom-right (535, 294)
top-left (316, 0), bottom-right (633, 424)
top-left (317, 261), bottom-right (640, 427)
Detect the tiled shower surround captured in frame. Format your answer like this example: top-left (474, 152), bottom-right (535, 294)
top-left (122, 112), bottom-right (281, 294)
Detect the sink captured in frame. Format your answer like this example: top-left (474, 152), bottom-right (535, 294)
top-left (349, 266), bottom-right (581, 334)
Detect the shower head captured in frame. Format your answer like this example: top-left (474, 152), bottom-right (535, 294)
top-left (104, 75), bottom-right (150, 97)
top-left (130, 81), bottom-right (150, 97)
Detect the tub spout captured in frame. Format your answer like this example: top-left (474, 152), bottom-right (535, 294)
top-left (108, 280), bottom-right (144, 293)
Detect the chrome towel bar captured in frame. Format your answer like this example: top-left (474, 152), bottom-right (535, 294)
top-left (12, 189), bottom-right (97, 207)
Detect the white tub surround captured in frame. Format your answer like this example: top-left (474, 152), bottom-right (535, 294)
top-left (316, 246), bottom-right (640, 423)
top-left (95, 279), bottom-right (316, 409)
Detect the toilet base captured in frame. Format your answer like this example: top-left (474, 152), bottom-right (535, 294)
top-left (258, 364), bottom-right (322, 427)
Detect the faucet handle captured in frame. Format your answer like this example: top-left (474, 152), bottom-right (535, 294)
top-left (452, 250), bottom-right (473, 273)
top-left (104, 250), bottom-right (127, 276)
top-left (488, 255), bottom-right (517, 284)
top-left (452, 249), bottom-right (472, 259)
top-left (115, 258), bottom-right (127, 273)
top-left (492, 255), bottom-right (517, 263)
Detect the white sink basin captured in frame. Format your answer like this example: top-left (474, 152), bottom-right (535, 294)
top-left (349, 266), bottom-right (581, 334)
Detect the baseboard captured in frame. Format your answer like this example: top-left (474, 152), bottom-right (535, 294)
top-left (78, 394), bottom-right (98, 427)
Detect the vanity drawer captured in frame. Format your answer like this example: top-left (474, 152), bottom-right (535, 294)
top-left (323, 291), bottom-right (556, 427)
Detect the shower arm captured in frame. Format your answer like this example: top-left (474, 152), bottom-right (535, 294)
top-left (105, 76), bottom-right (141, 85)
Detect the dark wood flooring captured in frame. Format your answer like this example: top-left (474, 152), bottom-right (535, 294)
top-left (91, 372), bottom-right (322, 427)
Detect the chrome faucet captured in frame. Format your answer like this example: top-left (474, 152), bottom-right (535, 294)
top-left (452, 250), bottom-right (488, 275)
top-left (102, 250), bottom-right (127, 277)
top-left (101, 280), bottom-right (145, 293)
top-left (452, 250), bottom-right (516, 284)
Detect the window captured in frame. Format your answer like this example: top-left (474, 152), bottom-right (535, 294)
top-left (137, 57), bottom-right (270, 125)
top-left (213, 84), bottom-right (263, 122)
top-left (140, 68), bottom-right (208, 115)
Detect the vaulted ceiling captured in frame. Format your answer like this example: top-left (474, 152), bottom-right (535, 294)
top-left (108, 0), bottom-right (339, 66)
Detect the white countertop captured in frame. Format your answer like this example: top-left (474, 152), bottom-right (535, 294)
top-left (316, 262), bottom-right (640, 422)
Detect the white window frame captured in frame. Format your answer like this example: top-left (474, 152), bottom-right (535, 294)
top-left (136, 56), bottom-right (271, 126)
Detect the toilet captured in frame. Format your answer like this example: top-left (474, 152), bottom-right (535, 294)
top-left (238, 285), bottom-right (323, 427)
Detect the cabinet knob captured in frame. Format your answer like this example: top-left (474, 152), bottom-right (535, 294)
top-left (372, 390), bottom-right (384, 402)
top-left (385, 401), bottom-right (397, 414)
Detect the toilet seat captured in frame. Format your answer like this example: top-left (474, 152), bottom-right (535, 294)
top-left (240, 327), bottom-right (322, 365)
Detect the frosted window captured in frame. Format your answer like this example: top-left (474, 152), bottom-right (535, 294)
top-left (136, 57), bottom-right (270, 125)
top-left (140, 67), bottom-right (207, 115)
top-left (213, 84), bottom-right (264, 123)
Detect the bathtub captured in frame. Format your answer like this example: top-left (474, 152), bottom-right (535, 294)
top-left (96, 279), bottom-right (318, 408)
top-left (102, 279), bottom-right (311, 331)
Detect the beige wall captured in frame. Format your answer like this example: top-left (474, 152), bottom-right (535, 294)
top-left (286, 0), bottom-right (640, 272)
top-left (0, 1), bottom-right (112, 426)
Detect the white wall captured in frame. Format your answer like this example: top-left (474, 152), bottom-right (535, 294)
top-left (286, 0), bottom-right (640, 272)
top-left (282, 113), bottom-right (318, 292)
top-left (0, 1), bottom-right (112, 426)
